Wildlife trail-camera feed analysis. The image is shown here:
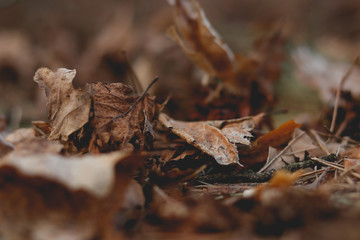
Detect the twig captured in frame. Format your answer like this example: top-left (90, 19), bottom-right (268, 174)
top-left (310, 129), bottom-right (330, 155)
top-left (304, 168), bottom-right (330, 189)
top-left (197, 154), bottom-right (338, 183)
top-left (310, 157), bottom-right (344, 171)
top-left (258, 131), bottom-right (305, 173)
top-left (122, 51), bottom-right (144, 93)
top-left (330, 57), bottom-right (359, 133)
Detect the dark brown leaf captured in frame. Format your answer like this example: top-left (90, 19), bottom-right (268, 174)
top-left (89, 82), bottom-right (156, 152)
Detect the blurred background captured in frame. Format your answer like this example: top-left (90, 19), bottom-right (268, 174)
top-left (1, 0), bottom-right (360, 129)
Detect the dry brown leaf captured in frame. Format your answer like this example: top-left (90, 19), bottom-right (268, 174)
top-left (33, 67), bottom-right (157, 152)
top-left (168, 0), bottom-right (285, 102)
top-left (167, 0), bottom-right (238, 88)
top-left (89, 82), bottom-right (156, 152)
top-left (33, 68), bottom-right (91, 141)
top-left (0, 151), bottom-right (143, 240)
top-left (159, 113), bottom-right (259, 165)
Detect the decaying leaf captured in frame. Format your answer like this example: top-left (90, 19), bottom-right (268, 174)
top-left (89, 82), bottom-right (156, 152)
top-left (34, 68), bottom-right (91, 141)
top-left (159, 113), bottom-right (260, 165)
top-left (34, 68), bottom-right (157, 152)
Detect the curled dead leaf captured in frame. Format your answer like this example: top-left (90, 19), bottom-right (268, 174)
top-left (159, 113), bottom-right (260, 165)
top-left (34, 68), bottom-right (91, 141)
top-left (34, 67), bottom-right (157, 152)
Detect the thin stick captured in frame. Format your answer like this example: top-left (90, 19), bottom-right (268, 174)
top-left (122, 51), bottom-right (144, 93)
top-left (310, 129), bottom-right (330, 155)
top-left (299, 168), bottom-right (326, 178)
top-left (330, 57), bottom-right (359, 133)
top-left (315, 130), bottom-right (360, 145)
top-left (258, 131), bottom-right (305, 173)
top-left (310, 157), bottom-right (344, 171)
top-left (283, 146), bottom-right (319, 155)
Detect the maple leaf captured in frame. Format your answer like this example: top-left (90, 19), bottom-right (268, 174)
top-left (34, 68), bottom-right (91, 141)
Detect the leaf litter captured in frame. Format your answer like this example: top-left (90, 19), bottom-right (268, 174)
top-left (1, 0), bottom-right (360, 239)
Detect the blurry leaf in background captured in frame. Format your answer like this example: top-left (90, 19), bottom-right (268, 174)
top-left (293, 47), bottom-right (360, 103)
top-left (0, 151), bottom-right (143, 240)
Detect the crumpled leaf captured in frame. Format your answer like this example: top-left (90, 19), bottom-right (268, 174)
top-left (34, 68), bottom-right (157, 152)
top-left (89, 82), bottom-right (156, 152)
top-left (159, 113), bottom-right (259, 165)
top-left (0, 151), bottom-right (143, 240)
top-left (33, 68), bottom-right (91, 141)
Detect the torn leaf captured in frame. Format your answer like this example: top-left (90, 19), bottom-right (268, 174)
top-left (159, 113), bottom-right (258, 165)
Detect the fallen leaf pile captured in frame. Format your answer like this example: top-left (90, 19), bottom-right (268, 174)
top-left (2, 0), bottom-right (360, 239)
top-left (33, 67), bottom-right (156, 153)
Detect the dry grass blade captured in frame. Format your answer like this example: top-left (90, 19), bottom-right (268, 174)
top-left (310, 157), bottom-right (345, 171)
top-left (330, 57), bottom-right (360, 134)
top-left (310, 129), bottom-right (330, 155)
top-left (258, 131), bottom-right (305, 173)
